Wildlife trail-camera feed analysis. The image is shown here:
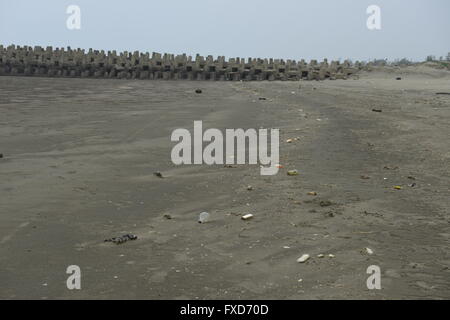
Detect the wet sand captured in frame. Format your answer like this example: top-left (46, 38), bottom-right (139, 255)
top-left (0, 67), bottom-right (449, 299)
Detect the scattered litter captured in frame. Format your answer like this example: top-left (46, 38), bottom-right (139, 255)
top-left (258, 97), bottom-right (267, 100)
top-left (298, 279), bottom-right (303, 283)
top-left (360, 175), bottom-right (370, 180)
top-left (396, 77), bottom-right (402, 80)
top-left (328, 254), bottom-right (335, 258)
top-left (407, 176), bottom-right (416, 180)
top-left (276, 164), bottom-right (284, 169)
top-left (320, 200), bottom-right (333, 207)
top-left (365, 247), bottom-right (374, 255)
top-left (372, 109), bottom-right (382, 113)
top-left (104, 234), bottom-right (138, 245)
top-left (198, 212), bottom-right (210, 224)
top-left (153, 171), bottom-right (164, 178)
top-left (384, 165), bottom-right (399, 170)
top-left (436, 92), bottom-right (450, 95)
top-left (307, 192), bottom-right (318, 196)
top-left (408, 183), bottom-right (417, 188)
top-left (241, 214), bottom-right (254, 221)
top-left (246, 185), bottom-right (253, 191)
top-left (393, 186), bottom-right (403, 190)
top-left (163, 214), bottom-right (172, 220)
top-left (195, 89), bottom-right (202, 94)
top-left (286, 139), bottom-right (294, 143)
top-left (317, 254), bottom-right (325, 258)
top-left (283, 246), bottom-right (291, 249)
top-left (287, 170), bottom-right (299, 176)
top-left (224, 165), bottom-right (237, 168)
top-left (364, 210), bottom-right (383, 217)
top-left (297, 254), bottom-right (310, 263)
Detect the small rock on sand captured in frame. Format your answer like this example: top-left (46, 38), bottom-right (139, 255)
top-left (297, 254), bottom-right (310, 263)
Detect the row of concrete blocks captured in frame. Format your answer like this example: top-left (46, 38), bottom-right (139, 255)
top-left (0, 45), bottom-right (358, 81)
top-left (0, 44), bottom-right (350, 69)
top-left (0, 64), bottom-right (357, 81)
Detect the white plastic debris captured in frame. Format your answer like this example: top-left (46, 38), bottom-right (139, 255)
top-left (365, 247), bottom-right (374, 255)
top-left (297, 254), bottom-right (310, 263)
top-left (198, 212), bottom-right (210, 223)
top-left (241, 214), bottom-right (254, 221)
top-left (317, 254), bottom-right (325, 258)
top-left (328, 254), bottom-right (335, 258)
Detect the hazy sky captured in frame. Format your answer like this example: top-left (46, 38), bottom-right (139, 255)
top-left (1, 0), bottom-right (449, 61)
